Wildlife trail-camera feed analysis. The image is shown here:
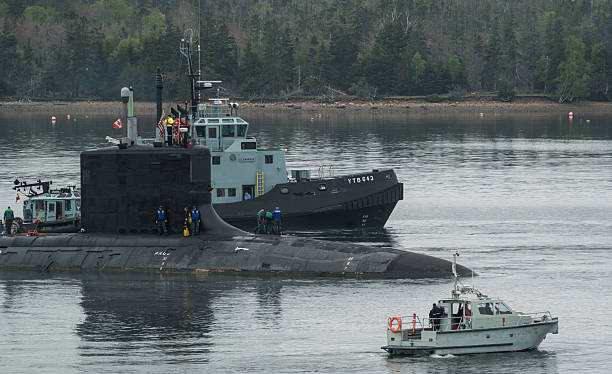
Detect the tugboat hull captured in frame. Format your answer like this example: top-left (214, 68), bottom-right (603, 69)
top-left (214, 169), bottom-right (403, 231)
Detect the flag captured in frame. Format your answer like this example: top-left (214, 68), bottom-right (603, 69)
top-left (157, 119), bottom-right (164, 138)
top-left (112, 118), bottom-right (124, 130)
top-left (16, 193), bottom-right (20, 202)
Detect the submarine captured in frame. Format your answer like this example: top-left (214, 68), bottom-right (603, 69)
top-left (0, 139), bottom-right (469, 277)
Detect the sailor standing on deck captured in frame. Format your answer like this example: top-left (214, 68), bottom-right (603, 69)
top-left (190, 205), bottom-right (200, 235)
top-left (3, 206), bottom-right (14, 236)
top-left (272, 206), bottom-right (282, 235)
top-left (155, 206), bottom-right (168, 235)
top-left (164, 114), bottom-right (174, 145)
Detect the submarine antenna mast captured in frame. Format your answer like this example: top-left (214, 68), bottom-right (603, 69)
top-left (179, 31), bottom-right (198, 120)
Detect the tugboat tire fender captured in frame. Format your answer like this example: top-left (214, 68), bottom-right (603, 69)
top-left (389, 316), bottom-right (401, 332)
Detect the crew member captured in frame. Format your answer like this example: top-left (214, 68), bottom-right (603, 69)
top-left (155, 206), bottom-right (167, 235)
top-left (183, 207), bottom-right (191, 236)
top-left (272, 206), bottom-right (282, 235)
top-left (429, 303), bottom-right (441, 331)
top-left (265, 210), bottom-right (274, 234)
top-left (190, 205), bottom-right (200, 235)
top-left (4, 206), bottom-right (14, 236)
top-left (244, 191), bottom-right (251, 200)
top-left (165, 114), bottom-right (174, 145)
top-left (256, 208), bottom-right (265, 234)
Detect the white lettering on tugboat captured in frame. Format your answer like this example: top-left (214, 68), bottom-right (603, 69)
top-left (347, 175), bottom-right (374, 184)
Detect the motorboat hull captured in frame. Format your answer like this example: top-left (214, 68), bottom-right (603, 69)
top-left (382, 319), bottom-right (558, 356)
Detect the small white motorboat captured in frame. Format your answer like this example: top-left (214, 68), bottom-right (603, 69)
top-left (382, 254), bottom-right (558, 356)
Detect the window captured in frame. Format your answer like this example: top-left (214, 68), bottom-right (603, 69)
top-left (208, 127), bottom-right (217, 138)
top-left (65, 200), bottom-right (72, 211)
top-left (36, 201), bottom-right (44, 210)
top-left (195, 126), bottom-right (206, 137)
top-left (212, 156), bottom-right (221, 165)
top-left (265, 155), bottom-right (273, 164)
top-left (241, 141), bottom-right (256, 150)
top-left (228, 188), bottom-right (236, 197)
top-left (222, 125), bottom-right (235, 137)
top-left (217, 188), bottom-right (225, 197)
top-left (280, 186), bottom-right (289, 194)
top-left (237, 124), bottom-right (247, 137)
top-left (48, 202), bottom-right (55, 212)
top-left (222, 118), bottom-right (234, 123)
top-left (495, 302), bottom-right (512, 315)
top-left (477, 303), bottom-right (494, 315)
top-left (208, 119), bottom-right (219, 123)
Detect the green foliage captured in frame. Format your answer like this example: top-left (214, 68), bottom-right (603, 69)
top-left (425, 94), bottom-right (443, 103)
top-left (496, 79), bottom-right (516, 102)
top-left (555, 35), bottom-right (591, 103)
top-left (0, 0), bottom-right (611, 101)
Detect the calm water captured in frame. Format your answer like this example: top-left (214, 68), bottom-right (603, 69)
top-left (1, 108), bottom-right (611, 373)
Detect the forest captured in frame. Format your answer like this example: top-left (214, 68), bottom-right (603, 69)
top-left (0, 0), bottom-right (611, 103)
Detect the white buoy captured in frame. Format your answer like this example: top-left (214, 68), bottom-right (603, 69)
top-left (51, 116), bottom-right (56, 124)
top-left (479, 112), bottom-right (484, 117)
top-left (569, 111), bottom-right (574, 118)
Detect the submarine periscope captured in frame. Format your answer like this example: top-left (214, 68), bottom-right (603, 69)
top-left (0, 92), bottom-right (469, 278)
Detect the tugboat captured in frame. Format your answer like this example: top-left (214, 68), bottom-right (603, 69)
top-left (159, 36), bottom-right (403, 231)
top-left (381, 254), bottom-right (558, 355)
top-left (10, 180), bottom-right (80, 234)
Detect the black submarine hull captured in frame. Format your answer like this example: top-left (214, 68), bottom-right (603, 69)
top-left (0, 232), bottom-right (470, 277)
top-left (214, 169), bottom-right (403, 231)
top-left (0, 145), bottom-right (469, 278)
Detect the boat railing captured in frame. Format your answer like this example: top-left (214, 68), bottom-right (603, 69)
top-left (315, 165), bottom-right (334, 179)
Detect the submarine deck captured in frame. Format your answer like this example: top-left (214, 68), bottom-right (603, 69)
top-left (0, 233), bottom-right (469, 278)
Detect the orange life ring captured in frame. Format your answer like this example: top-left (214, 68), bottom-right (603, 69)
top-left (389, 316), bottom-right (402, 332)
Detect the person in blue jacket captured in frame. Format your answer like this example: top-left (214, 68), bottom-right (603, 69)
top-left (190, 205), bottom-right (201, 235)
top-left (272, 206), bottom-right (282, 235)
top-left (155, 206), bottom-right (168, 235)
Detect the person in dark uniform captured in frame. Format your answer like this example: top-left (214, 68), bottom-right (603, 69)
top-left (256, 208), bottom-right (265, 234)
top-left (155, 206), bottom-right (167, 235)
top-left (190, 205), bottom-right (200, 235)
top-left (183, 207), bottom-right (191, 236)
top-left (272, 206), bottom-right (282, 235)
top-left (429, 303), bottom-right (441, 330)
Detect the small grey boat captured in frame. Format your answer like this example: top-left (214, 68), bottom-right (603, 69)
top-left (382, 255), bottom-right (558, 356)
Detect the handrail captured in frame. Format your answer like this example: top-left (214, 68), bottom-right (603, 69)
top-left (387, 310), bottom-right (555, 335)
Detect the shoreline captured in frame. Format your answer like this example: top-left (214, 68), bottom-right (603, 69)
top-left (1, 98), bottom-right (611, 116)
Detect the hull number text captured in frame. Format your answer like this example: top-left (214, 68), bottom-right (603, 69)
top-left (347, 175), bottom-right (374, 184)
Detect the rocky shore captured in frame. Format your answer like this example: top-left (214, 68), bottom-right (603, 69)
top-left (1, 98), bottom-right (611, 117)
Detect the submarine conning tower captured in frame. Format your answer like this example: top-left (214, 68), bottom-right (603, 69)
top-left (81, 145), bottom-right (238, 235)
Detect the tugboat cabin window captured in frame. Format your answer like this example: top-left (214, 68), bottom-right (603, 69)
top-left (48, 202), bottom-right (55, 211)
top-left (212, 156), bottom-right (221, 165)
top-left (228, 188), bottom-right (236, 197)
top-left (222, 119), bottom-right (234, 123)
top-left (35, 201), bottom-right (44, 211)
top-left (222, 125), bottom-right (235, 137)
top-left (265, 155), bottom-right (273, 164)
top-left (237, 124), bottom-right (247, 137)
top-left (217, 188), bottom-right (225, 197)
top-left (241, 142), bottom-right (256, 150)
top-left (208, 119), bottom-right (219, 123)
top-left (65, 200), bottom-right (72, 211)
top-left (208, 127), bottom-right (217, 138)
top-left (195, 125), bottom-right (206, 137)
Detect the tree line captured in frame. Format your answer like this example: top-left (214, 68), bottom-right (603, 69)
top-left (0, 0), bottom-right (610, 103)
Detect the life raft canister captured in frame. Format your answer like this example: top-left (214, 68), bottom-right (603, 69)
top-left (389, 316), bottom-right (402, 332)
